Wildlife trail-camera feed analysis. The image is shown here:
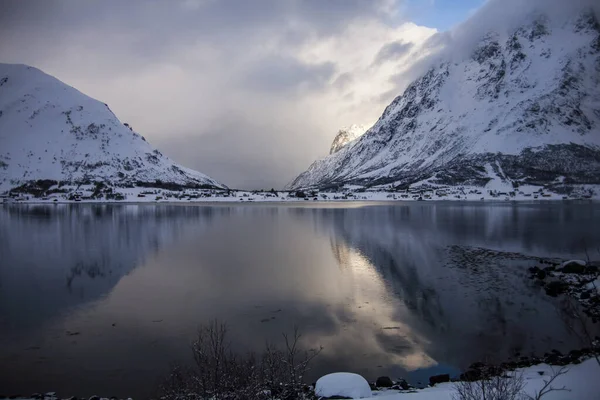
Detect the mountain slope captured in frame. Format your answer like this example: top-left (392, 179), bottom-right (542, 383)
top-left (0, 64), bottom-right (225, 193)
top-left (329, 124), bottom-right (366, 154)
top-left (289, 11), bottom-right (600, 191)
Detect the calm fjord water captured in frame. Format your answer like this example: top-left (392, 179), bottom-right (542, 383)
top-left (0, 202), bottom-right (599, 398)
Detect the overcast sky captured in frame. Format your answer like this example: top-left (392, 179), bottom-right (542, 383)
top-left (1, 0), bottom-right (594, 189)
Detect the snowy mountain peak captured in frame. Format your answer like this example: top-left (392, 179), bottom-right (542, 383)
top-left (0, 63), bottom-right (225, 193)
top-left (330, 124), bottom-right (367, 154)
top-left (288, 10), bottom-right (600, 191)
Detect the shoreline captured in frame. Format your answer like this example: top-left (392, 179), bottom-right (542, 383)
top-left (3, 198), bottom-right (599, 206)
top-left (2, 356), bottom-right (598, 400)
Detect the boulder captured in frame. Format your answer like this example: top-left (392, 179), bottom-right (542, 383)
top-left (315, 372), bottom-right (372, 399)
top-left (560, 260), bottom-right (586, 274)
top-left (429, 373), bottom-right (450, 386)
top-left (391, 379), bottom-right (410, 390)
top-left (375, 376), bottom-right (394, 388)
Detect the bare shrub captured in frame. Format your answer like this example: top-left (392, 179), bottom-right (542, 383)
top-left (554, 246), bottom-right (600, 368)
top-left (523, 367), bottom-right (570, 400)
top-left (453, 365), bottom-right (571, 400)
top-left (557, 294), bottom-right (600, 368)
top-left (159, 321), bottom-right (321, 400)
top-left (453, 370), bottom-right (525, 400)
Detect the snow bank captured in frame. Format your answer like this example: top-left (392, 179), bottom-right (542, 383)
top-left (364, 358), bottom-right (600, 400)
top-left (316, 372), bottom-right (372, 399)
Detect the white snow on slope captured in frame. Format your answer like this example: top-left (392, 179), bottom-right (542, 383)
top-left (289, 8), bottom-right (600, 190)
top-left (330, 124), bottom-right (367, 154)
top-left (0, 63), bottom-right (224, 192)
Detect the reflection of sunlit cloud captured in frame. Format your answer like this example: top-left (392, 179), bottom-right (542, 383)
top-left (305, 237), bottom-right (436, 372)
top-left (5, 203), bottom-right (594, 397)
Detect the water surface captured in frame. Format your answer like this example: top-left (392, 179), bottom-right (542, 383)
top-left (0, 202), bottom-right (598, 398)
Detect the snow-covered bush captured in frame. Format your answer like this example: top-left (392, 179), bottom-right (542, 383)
top-left (315, 373), bottom-right (371, 399)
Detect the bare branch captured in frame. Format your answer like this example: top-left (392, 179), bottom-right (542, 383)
top-left (160, 320), bottom-right (322, 400)
top-left (452, 368), bottom-right (525, 400)
top-left (524, 366), bottom-right (570, 400)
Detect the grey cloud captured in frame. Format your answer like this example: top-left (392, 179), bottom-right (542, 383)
top-left (372, 40), bottom-right (414, 65)
top-left (425, 0), bottom-right (600, 64)
top-left (0, 0), bottom-right (393, 51)
top-left (2, 0), bottom-right (597, 190)
top-left (154, 114), bottom-right (328, 189)
top-left (0, 0), bottom-right (400, 189)
top-left (376, 88), bottom-right (399, 105)
top-left (332, 72), bottom-right (355, 91)
top-left (242, 56), bottom-right (336, 93)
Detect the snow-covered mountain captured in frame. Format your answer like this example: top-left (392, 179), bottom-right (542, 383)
top-left (0, 64), bottom-right (225, 193)
top-left (329, 124), bottom-right (367, 154)
top-left (289, 11), bottom-right (600, 191)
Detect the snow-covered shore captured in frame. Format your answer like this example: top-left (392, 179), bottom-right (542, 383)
top-left (3, 358), bottom-right (598, 400)
top-left (366, 357), bottom-right (600, 400)
top-left (2, 183), bottom-right (599, 205)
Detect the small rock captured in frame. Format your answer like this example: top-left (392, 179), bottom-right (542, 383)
top-left (545, 281), bottom-right (568, 297)
top-left (544, 353), bottom-right (561, 365)
top-left (580, 291), bottom-right (591, 300)
top-left (376, 376), bottom-right (394, 388)
top-left (395, 379), bottom-right (410, 390)
top-left (586, 264), bottom-right (599, 273)
top-left (529, 266), bottom-right (541, 274)
top-left (89, 396), bottom-right (101, 400)
top-left (569, 349), bottom-right (583, 359)
top-left (536, 270), bottom-right (547, 280)
top-left (537, 371), bottom-right (544, 376)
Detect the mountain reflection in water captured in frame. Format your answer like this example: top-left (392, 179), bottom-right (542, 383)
top-left (0, 202), bottom-right (598, 398)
